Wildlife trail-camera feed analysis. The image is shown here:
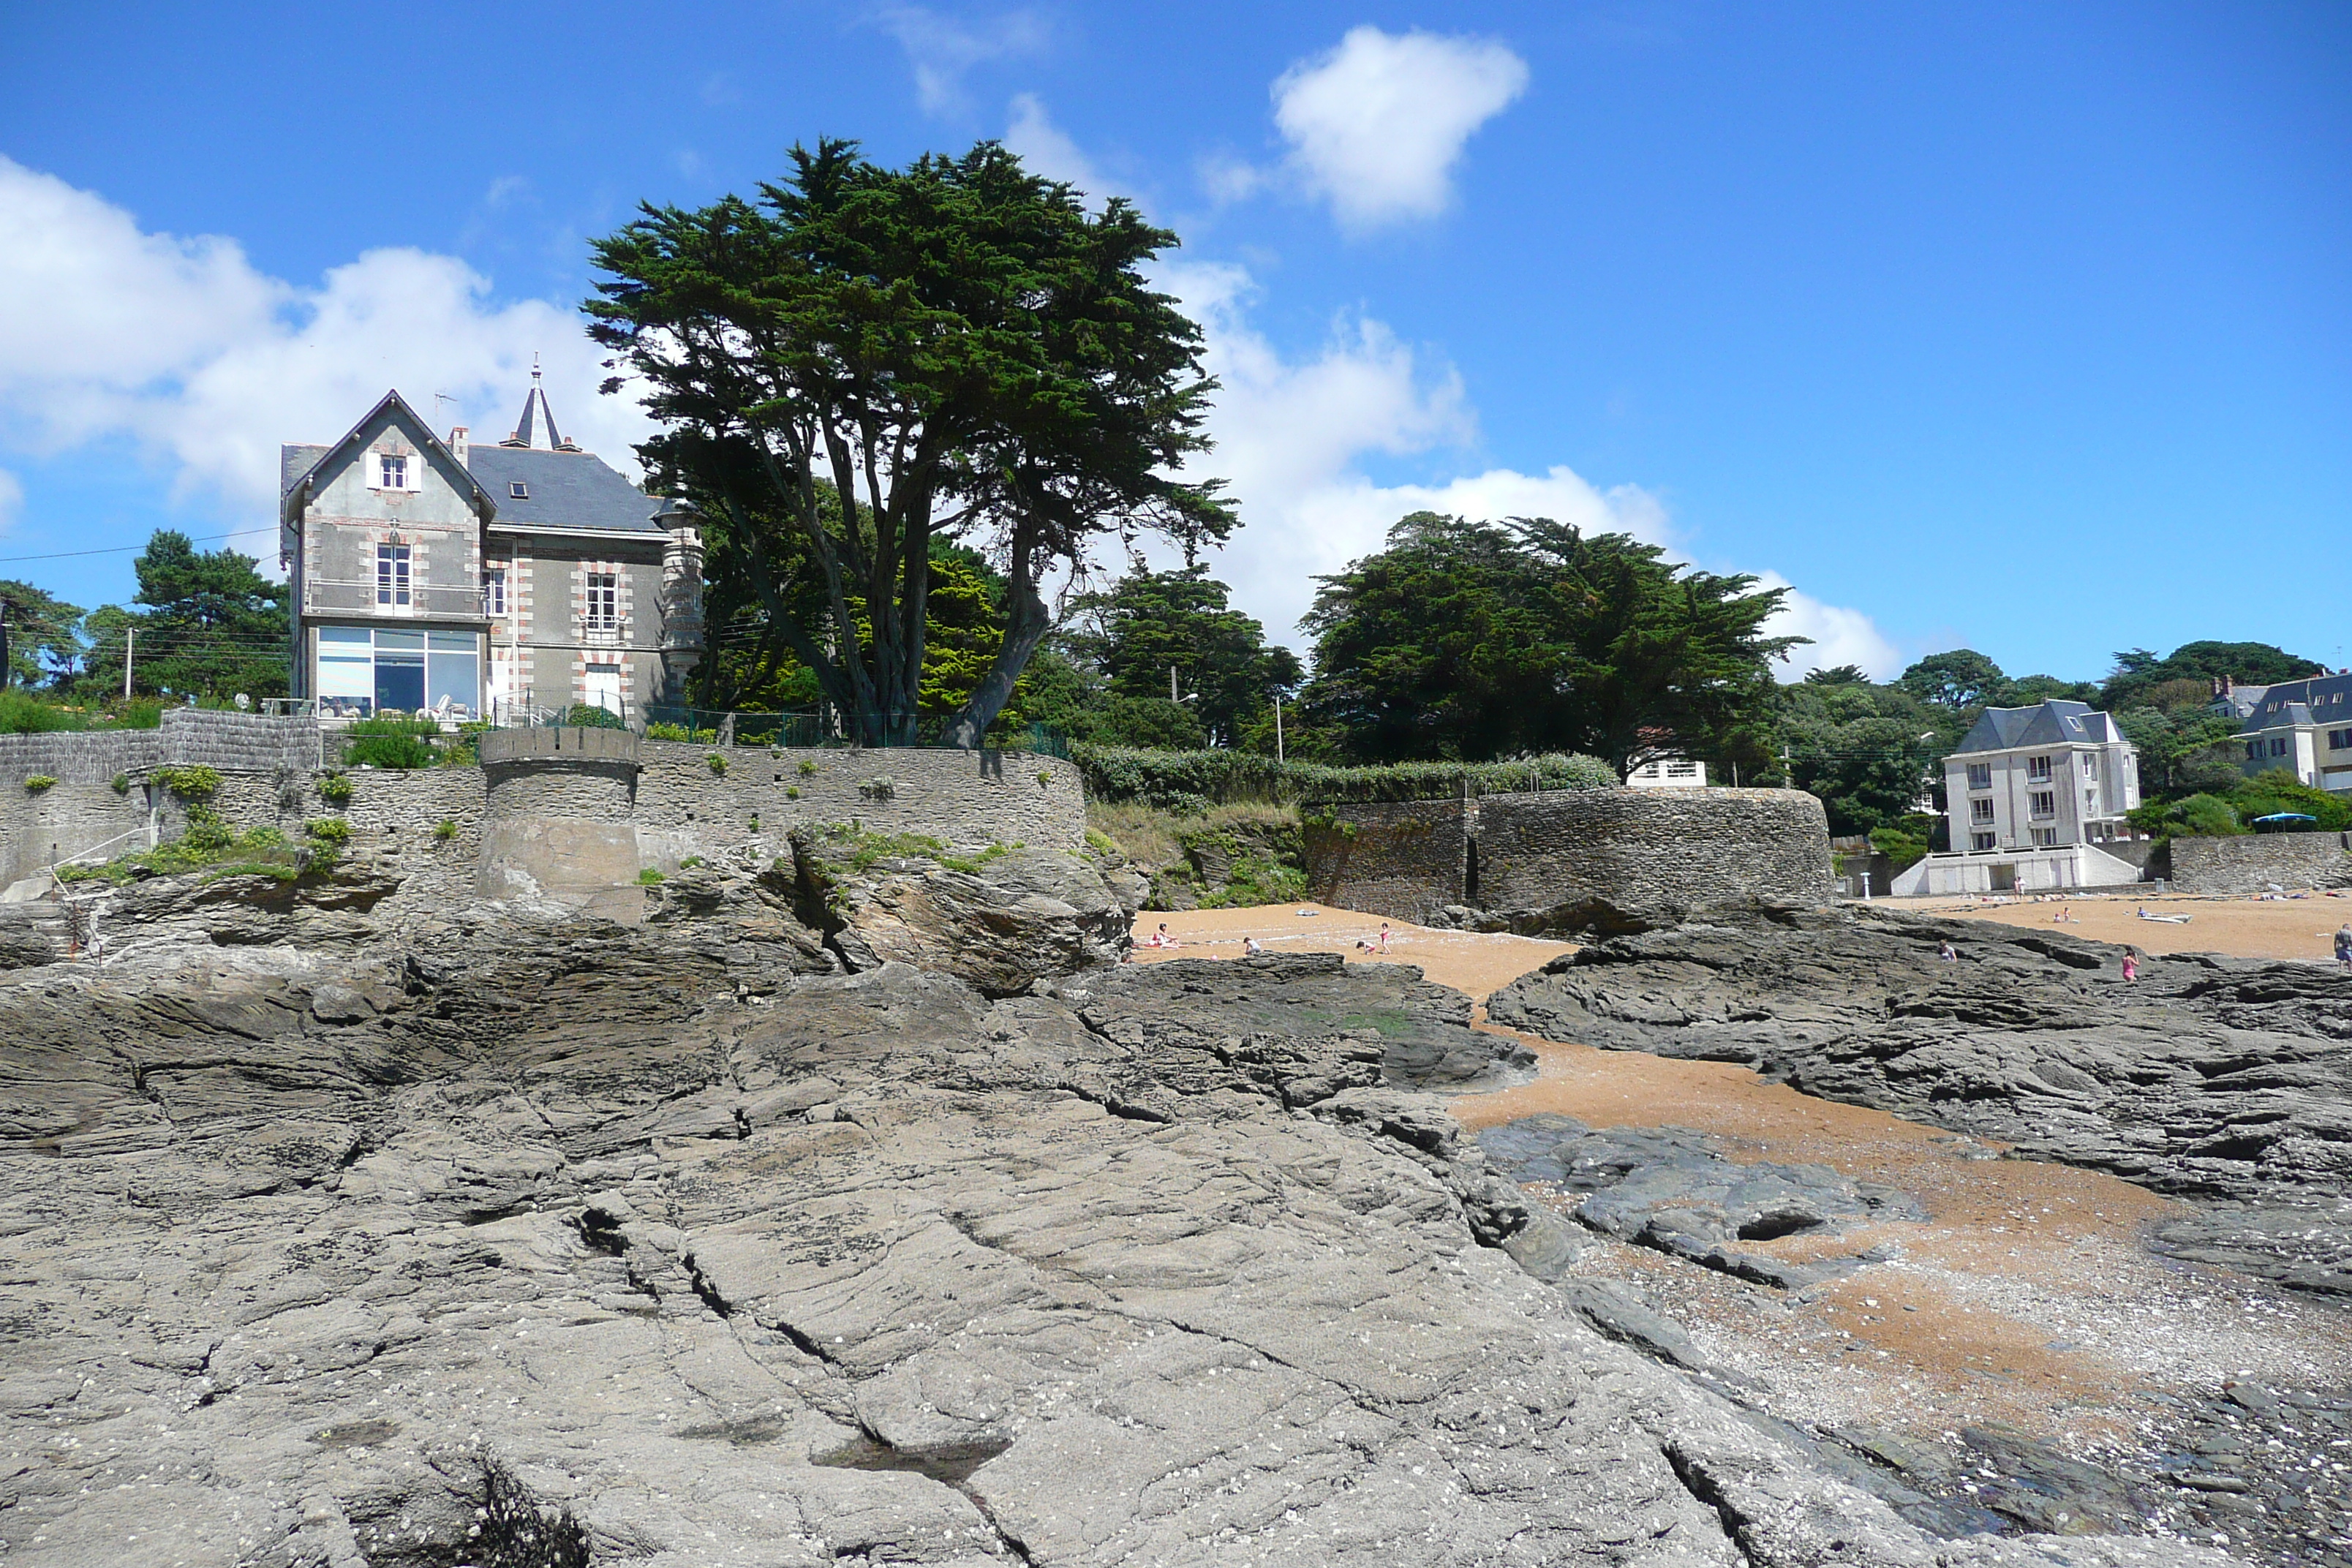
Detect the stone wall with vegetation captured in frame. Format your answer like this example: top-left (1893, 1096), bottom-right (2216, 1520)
top-left (2168, 831), bottom-right (2352, 895)
top-left (1305, 786), bottom-right (1834, 933)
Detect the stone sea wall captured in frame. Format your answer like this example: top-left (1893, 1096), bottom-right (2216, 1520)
top-left (2168, 830), bottom-right (2352, 895)
top-left (1305, 786), bottom-right (1834, 933)
top-left (0, 713), bottom-right (1087, 899)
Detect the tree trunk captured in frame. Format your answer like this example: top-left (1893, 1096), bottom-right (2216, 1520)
top-left (947, 527), bottom-right (1048, 750)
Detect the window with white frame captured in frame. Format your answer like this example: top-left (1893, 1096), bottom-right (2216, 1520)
top-left (2029, 826), bottom-right (2058, 848)
top-left (482, 566), bottom-right (507, 618)
top-left (376, 543), bottom-right (411, 607)
top-left (2085, 789), bottom-right (2100, 817)
top-left (2027, 755), bottom-right (2053, 782)
top-left (584, 572), bottom-right (619, 633)
top-left (1971, 797), bottom-right (1995, 824)
top-left (379, 454), bottom-right (407, 490)
top-left (2029, 791), bottom-right (2055, 818)
top-left (2080, 753), bottom-right (2099, 779)
top-left (1966, 763), bottom-right (1992, 790)
top-left (1971, 832), bottom-right (1997, 852)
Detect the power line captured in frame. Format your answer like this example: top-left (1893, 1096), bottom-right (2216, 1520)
top-left (0, 527), bottom-right (279, 565)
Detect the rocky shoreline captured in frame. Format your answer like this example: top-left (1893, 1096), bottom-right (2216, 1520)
top-left (0, 853), bottom-right (2255, 1566)
top-left (1487, 906), bottom-right (2352, 1297)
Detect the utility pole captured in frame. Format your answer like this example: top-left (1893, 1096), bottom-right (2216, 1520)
top-left (122, 627), bottom-right (135, 699)
top-left (1273, 695), bottom-right (1284, 763)
top-left (1169, 664), bottom-right (1178, 703)
top-left (0, 599), bottom-right (11, 690)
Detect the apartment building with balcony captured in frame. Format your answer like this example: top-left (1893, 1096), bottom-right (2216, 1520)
top-left (1892, 699), bottom-right (2144, 895)
top-left (279, 374), bottom-right (703, 722)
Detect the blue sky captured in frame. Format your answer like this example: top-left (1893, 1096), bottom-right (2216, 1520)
top-left (1, 1), bottom-right (2345, 682)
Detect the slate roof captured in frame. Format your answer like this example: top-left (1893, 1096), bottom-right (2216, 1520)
top-left (467, 445), bottom-right (663, 535)
top-left (280, 444), bottom-right (329, 498)
top-left (1953, 700), bottom-right (2124, 755)
top-left (2244, 674), bottom-right (2352, 729)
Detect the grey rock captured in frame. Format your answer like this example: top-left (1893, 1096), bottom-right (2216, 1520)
top-left (796, 835), bottom-right (1134, 995)
top-left (1488, 908), bottom-right (2352, 1292)
top-left (1480, 1113), bottom-right (1923, 1289)
top-left (0, 906), bottom-right (2236, 1566)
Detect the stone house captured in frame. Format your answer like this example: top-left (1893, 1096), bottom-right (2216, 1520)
top-left (278, 374), bottom-right (703, 723)
top-left (1893, 700), bottom-right (2143, 895)
top-left (2232, 671), bottom-right (2352, 795)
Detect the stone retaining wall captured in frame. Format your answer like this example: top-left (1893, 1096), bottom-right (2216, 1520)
top-left (1305, 787), bottom-right (1834, 933)
top-left (2169, 832), bottom-right (2352, 896)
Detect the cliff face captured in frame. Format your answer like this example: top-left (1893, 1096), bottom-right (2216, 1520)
top-left (0, 877), bottom-right (2230, 1567)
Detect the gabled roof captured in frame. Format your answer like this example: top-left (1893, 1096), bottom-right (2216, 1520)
top-left (1953, 699), bottom-right (2122, 755)
top-left (280, 444), bottom-right (328, 498)
top-left (279, 389), bottom-right (495, 523)
top-left (467, 445), bottom-right (663, 535)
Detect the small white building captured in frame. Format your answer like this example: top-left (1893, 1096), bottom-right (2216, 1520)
top-left (1892, 700), bottom-right (2144, 896)
top-left (2233, 672), bottom-right (2352, 794)
top-left (1626, 756), bottom-right (1707, 789)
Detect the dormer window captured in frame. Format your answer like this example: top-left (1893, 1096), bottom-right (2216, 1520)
top-left (510, 482), bottom-right (529, 500)
top-left (380, 454), bottom-right (408, 489)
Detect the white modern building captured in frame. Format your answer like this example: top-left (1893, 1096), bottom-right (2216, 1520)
top-left (2233, 671), bottom-right (2352, 795)
top-left (1892, 700), bottom-right (2144, 895)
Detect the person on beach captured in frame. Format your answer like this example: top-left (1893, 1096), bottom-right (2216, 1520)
top-left (1378, 922), bottom-right (1392, 953)
top-left (2335, 924), bottom-right (2352, 968)
top-left (1243, 937), bottom-right (1263, 957)
top-left (2122, 946), bottom-right (2140, 982)
top-left (1150, 923), bottom-right (1179, 950)
top-left (1937, 940), bottom-right (1958, 962)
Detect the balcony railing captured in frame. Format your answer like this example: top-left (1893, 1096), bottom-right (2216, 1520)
top-left (576, 615), bottom-right (630, 647)
top-left (305, 578), bottom-right (489, 618)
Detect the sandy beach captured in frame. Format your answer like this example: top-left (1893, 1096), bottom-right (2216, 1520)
top-left (1129, 898), bottom-right (2352, 1474)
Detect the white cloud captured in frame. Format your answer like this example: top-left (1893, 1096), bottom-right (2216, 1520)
top-left (1004, 94), bottom-right (1112, 201)
top-left (1754, 575), bottom-right (1906, 682)
top-left (1142, 258), bottom-right (1898, 679)
top-left (1270, 26), bottom-right (1529, 232)
top-left (0, 470), bottom-right (21, 535)
top-left (879, 6), bottom-right (1049, 116)
top-left (0, 156), bottom-right (651, 520)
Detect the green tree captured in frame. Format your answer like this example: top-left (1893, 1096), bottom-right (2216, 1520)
top-left (1065, 566), bottom-right (1301, 747)
top-left (589, 137), bottom-right (1231, 749)
top-left (1899, 649), bottom-right (2007, 712)
top-left (80, 532), bottom-right (287, 704)
top-left (1779, 678), bottom-right (1944, 835)
top-left (2102, 641), bottom-right (2325, 710)
top-left (1300, 512), bottom-right (1801, 774)
top-left (0, 580), bottom-right (86, 690)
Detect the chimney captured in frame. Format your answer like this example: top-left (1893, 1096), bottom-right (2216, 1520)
top-left (450, 425), bottom-right (470, 464)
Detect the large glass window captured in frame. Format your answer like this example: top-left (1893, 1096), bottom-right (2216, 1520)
top-left (584, 572), bottom-right (618, 633)
top-left (315, 627), bottom-right (478, 718)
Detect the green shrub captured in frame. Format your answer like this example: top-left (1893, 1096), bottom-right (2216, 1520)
top-left (638, 867), bottom-right (665, 885)
top-left (1068, 745), bottom-right (1616, 810)
top-left (110, 772), bottom-right (130, 796)
top-left (785, 786), bottom-right (801, 800)
top-left (433, 818), bottom-right (459, 842)
top-left (796, 758), bottom-right (818, 777)
top-left (317, 772), bottom-right (354, 804)
top-left (0, 691), bottom-right (85, 734)
top-left (859, 774), bottom-right (897, 802)
top-left (342, 715), bottom-right (440, 770)
top-left (566, 704), bottom-right (626, 730)
top-left (706, 752), bottom-right (728, 776)
top-left (681, 855), bottom-right (705, 869)
top-left (1866, 823), bottom-right (1932, 871)
top-left (647, 720), bottom-right (716, 742)
top-left (748, 813), bottom-right (761, 832)
top-left (151, 764), bottom-right (220, 801)
top-left (304, 817), bottom-right (351, 845)
top-left (1037, 768), bottom-right (1053, 786)
top-left (98, 698), bottom-right (165, 730)
top-left (23, 775), bottom-right (56, 794)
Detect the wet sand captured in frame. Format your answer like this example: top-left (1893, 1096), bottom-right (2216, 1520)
top-left (1912, 889), bottom-right (2352, 965)
top-left (1129, 902), bottom-right (2352, 1464)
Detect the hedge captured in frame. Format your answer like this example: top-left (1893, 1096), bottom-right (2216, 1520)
top-left (1069, 745), bottom-right (1616, 811)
